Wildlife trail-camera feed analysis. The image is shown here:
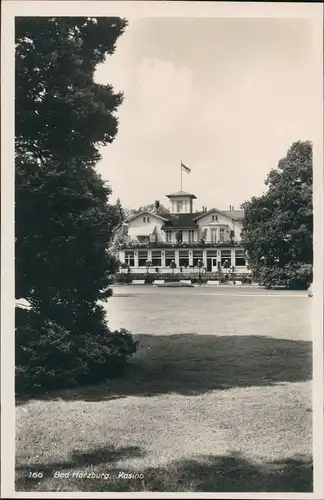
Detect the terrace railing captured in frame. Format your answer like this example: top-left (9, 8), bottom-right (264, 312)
top-left (118, 240), bottom-right (242, 249)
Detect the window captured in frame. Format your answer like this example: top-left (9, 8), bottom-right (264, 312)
top-left (211, 214), bottom-right (218, 222)
top-left (138, 236), bottom-right (149, 243)
top-left (221, 249), bottom-right (231, 267)
top-left (138, 250), bottom-right (148, 267)
top-left (165, 230), bottom-right (172, 243)
top-left (193, 250), bottom-right (203, 267)
top-left (143, 216), bottom-right (146, 223)
top-left (219, 228), bottom-right (225, 242)
top-left (176, 230), bottom-right (183, 242)
top-left (179, 250), bottom-right (189, 267)
top-left (152, 250), bottom-right (162, 267)
top-left (177, 201), bottom-right (183, 213)
top-left (235, 249), bottom-right (246, 267)
top-left (211, 229), bottom-right (217, 242)
top-left (125, 251), bottom-right (135, 267)
top-left (143, 216), bottom-right (150, 223)
top-left (188, 230), bottom-right (195, 242)
top-left (166, 250), bottom-right (175, 267)
top-left (207, 250), bottom-right (217, 257)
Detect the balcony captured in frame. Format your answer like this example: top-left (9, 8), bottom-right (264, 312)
top-left (118, 240), bottom-right (241, 249)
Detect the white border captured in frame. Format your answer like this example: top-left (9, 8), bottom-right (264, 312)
top-left (1, 2), bottom-right (323, 499)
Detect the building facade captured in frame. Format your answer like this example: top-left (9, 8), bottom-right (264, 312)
top-left (118, 190), bottom-right (248, 274)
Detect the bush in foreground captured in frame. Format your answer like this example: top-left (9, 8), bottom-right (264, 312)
top-left (15, 307), bottom-right (138, 394)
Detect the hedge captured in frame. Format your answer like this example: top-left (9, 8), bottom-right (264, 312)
top-left (114, 272), bottom-right (253, 285)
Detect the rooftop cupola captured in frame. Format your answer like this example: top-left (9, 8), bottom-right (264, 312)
top-left (165, 190), bottom-right (197, 214)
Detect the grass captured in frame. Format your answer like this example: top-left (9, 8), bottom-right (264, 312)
top-left (105, 286), bottom-right (310, 340)
top-left (16, 333), bottom-right (312, 492)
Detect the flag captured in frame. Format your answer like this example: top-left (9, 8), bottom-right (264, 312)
top-left (181, 162), bottom-right (191, 174)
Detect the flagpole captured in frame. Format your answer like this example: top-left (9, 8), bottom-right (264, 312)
top-left (180, 161), bottom-right (182, 191)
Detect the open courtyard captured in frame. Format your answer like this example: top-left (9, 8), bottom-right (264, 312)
top-left (16, 286), bottom-right (312, 492)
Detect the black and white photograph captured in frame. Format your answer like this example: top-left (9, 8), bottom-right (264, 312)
top-left (1, 1), bottom-right (323, 497)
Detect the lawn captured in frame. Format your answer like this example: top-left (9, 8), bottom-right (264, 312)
top-left (16, 331), bottom-right (313, 492)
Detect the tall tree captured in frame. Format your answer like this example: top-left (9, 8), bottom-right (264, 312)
top-left (241, 141), bottom-right (313, 289)
top-left (15, 17), bottom-right (127, 307)
top-left (115, 197), bottom-right (125, 222)
top-left (15, 17), bottom-right (137, 392)
top-left (15, 17), bottom-right (127, 166)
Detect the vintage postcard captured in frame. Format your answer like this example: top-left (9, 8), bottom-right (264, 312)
top-left (1, 1), bottom-right (323, 498)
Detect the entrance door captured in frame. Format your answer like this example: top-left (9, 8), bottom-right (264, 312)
top-left (212, 258), bottom-right (218, 272)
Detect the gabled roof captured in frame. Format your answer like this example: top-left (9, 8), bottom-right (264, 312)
top-left (125, 208), bottom-right (245, 228)
top-left (165, 190), bottom-right (197, 199)
top-left (162, 213), bottom-right (203, 228)
top-left (221, 210), bottom-right (244, 220)
top-left (193, 208), bottom-right (244, 221)
top-left (126, 211), bottom-right (169, 223)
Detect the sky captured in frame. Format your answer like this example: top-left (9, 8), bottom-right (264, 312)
top-left (94, 17), bottom-right (318, 212)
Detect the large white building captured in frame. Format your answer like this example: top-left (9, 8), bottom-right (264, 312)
top-left (118, 190), bottom-right (248, 274)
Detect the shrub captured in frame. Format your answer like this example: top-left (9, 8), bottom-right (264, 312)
top-left (15, 306), bottom-right (138, 394)
top-left (164, 275), bottom-right (181, 282)
top-left (199, 276), bottom-right (208, 283)
top-left (254, 263), bottom-right (312, 290)
top-left (116, 273), bottom-right (133, 283)
top-left (145, 275), bottom-right (156, 284)
top-left (241, 275), bottom-right (252, 284)
top-left (120, 262), bottom-right (129, 273)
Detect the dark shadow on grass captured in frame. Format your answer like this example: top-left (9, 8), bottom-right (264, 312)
top-left (16, 334), bottom-right (312, 403)
top-left (15, 451), bottom-right (313, 492)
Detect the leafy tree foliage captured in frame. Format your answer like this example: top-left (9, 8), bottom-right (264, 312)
top-left (241, 141), bottom-right (313, 289)
top-left (15, 17), bottom-right (138, 392)
top-left (15, 17), bottom-right (127, 166)
top-left (16, 158), bottom-right (122, 311)
top-left (115, 197), bottom-right (126, 222)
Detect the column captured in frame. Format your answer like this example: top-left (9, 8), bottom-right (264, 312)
top-left (161, 249), bottom-right (166, 268)
top-left (175, 249), bottom-right (180, 267)
top-left (134, 250), bottom-right (139, 269)
top-left (231, 249), bottom-right (236, 269)
top-left (189, 250), bottom-right (193, 267)
top-left (202, 249), bottom-right (207, 267)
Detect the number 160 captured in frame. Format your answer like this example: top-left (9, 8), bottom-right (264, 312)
top-left (29, 471), bottom-right (43, 479)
